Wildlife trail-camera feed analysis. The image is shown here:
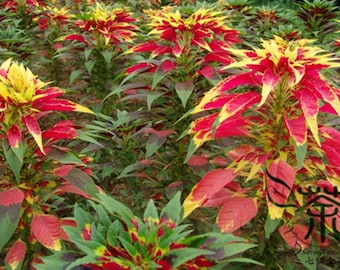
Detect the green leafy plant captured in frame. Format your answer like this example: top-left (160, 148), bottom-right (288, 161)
top-left (36, 192), bottom-right (261, 269)
top-left (296, 0), bottom-right (340, 46)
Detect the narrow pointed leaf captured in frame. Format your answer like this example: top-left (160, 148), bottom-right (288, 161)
top-left (284, 114), bottom-right (307, 146)
top-left (23, 115), bottom-right (44, 154)
top-left (216, 92), bottom-right (261, 127)
top-left (294, 141), bottom-right (307, 170)
top-left (8, 125), bottom-right (22, 149)
top-left (260, 67), bottom-right (281, 106)
top-left (314, 77), bottom-right (340, 116)
top-left (300, 89), bottom-right (320, 145)
top-left (192, 72), bottom-right (260, 114)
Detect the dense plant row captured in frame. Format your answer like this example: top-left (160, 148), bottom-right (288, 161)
top-left (0, 0), bottom-right (339, 269)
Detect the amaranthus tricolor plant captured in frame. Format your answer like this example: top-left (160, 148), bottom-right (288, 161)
top-left (59, 2), bottom-right (138, 92)
top-left (125, 6), bottom-right (240, 107)
top-left (183, 36), bottom-right (340, 263)
top-left (0, 59), bottom-right (98, 269)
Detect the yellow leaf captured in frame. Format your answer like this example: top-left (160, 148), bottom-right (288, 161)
top-left (267, 201), bottom-right (285, 220)
top-left (183, 189), bottom-right (205, 218)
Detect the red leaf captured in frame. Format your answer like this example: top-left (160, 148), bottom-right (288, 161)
top-left (217, 197), bottom-right (258, 232)
top-left (54, 164), bottom-right (73, 177)
top-left (42, 121), bottom-right (77, 141)
top-left (132, 41), bottom-right (158, 53)
top-left (300, 89), bottom-right (319, 118)
top-left (187, 155), bottom-right (209, 167)
top-left (198, 65), bottom-right (215, 79)
top-left (34, 87), bottom-right (63, 102)
top-left (5, 239), bottom-right (26, 269)
top-left (34, 98), bottom-right (77, 112)
top-left (216, 92), bottom-right (261, 125)
top-left (60, 218), bottom-right (77, 241)
top-left (125, 62), bottom-right (157, 74)
top-left (279, 224), bottom-right (311, 250)
top-left (300, 89), bottom-right (319, 144)
top-left (284, 114), bottom-right (307, 145)
top-left (161, 60), bottom-right (176, 72)
top-left (64, 34), bottom-right (88, 44)
top-left (31, 213), bottom-right (62, 251)
top-left (23, 115), bottom-right (44, 153)
top-left (192, 169), bottom-right (236, 200)
top-left (202, 189), bottom-right (234, 207)
top-left (7, 125), bottom-right (22, 148)
top-left (304, 71), bottom-right (340, 116)
top-left (266, 159), bottom-right (296, 219)
top-left (0, 188), bottom-right (25, 206)
top-left (183, 169), bottom-right (235, 217)
top-left (55, 182), bottom-right (92, 199)
top-left (194, 72), bottom-right (261, 114)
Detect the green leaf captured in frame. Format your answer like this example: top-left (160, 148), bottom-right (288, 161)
top-left (101, 50), bottom-right (113, 66)
top-left (118, 236), bottom-right (138, 257)
top-left (184, 139), bottom-right (199, 163)
top-left (297, 249), bottom-right (317, 270)
top-left (69, 70), bottom-right (83, 85)
top-left (107, 221), bottom-right (121, 247)
top-left (65, 255), bottom-right (98, 270)
top-left (84, 47), bottom-right (93, 61)
top-left (167, 248), bottom-right (213, 268)
top-left (73, 203), bottom-right (92, 229)
top-left (98, 193), bottom-right (134, 222)
top-left (146, 91), bottom-right (164, 110)
top-left (48, 148), bottom-right (84, 165)
top-left (3, 141), bottom-right (23, 182)
top-left (0, 205), bottom-right (21, 250)
top-left (227, 257), bottom-right (264, 266)
top-left (160, 192), bottom-right (182, 223)
top-left (223, 243), bottom-right (257, 257)
top-left (294, 141), bottom-right (307, 169)
top-left (55, 166), bottom-right (99, 198)
top-left (143, 200), bottom-right (158, 220)
top-left (152, 67), bottom-right (167, 89)
top-left (35, 251), bottom-right (80, 270)
top-left (118, 159), bottom-right (153, 179)
top-left (175, 80), bottom-right (194, 108)
top-left (264, 214), bottom-right (281, 239)
top-left (84, 60), bottom-right (95, 75)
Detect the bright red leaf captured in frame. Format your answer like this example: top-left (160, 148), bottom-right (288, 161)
top-left (266, 159), bottom-right (296, 219)
top-left (0, 188), bottom-right (25, 206)
top-left (284, 114), bottom-right (307, 145)
top-left (183, 169), bottom-right (235, 217)
top-left (279, 224), bottom-right (311, 250)
top-left (217, 197), bottom-right (258, 233)
top-left (7, 124), bottom-right (22, 148)
top-left (31, 213), bottom-right (62, 251)
top-left (23, 115), bottom-right (44, 154)
top-left (5, 239), bottom-right (26, 270)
